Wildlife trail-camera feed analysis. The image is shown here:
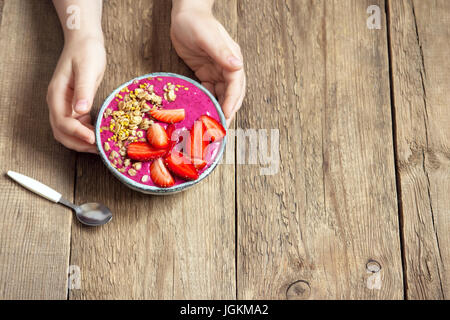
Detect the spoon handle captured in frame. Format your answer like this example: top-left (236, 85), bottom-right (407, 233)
top-left (7, 171), bottom-right (62, 203)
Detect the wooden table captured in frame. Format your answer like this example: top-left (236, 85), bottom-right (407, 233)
top-left (0, 0), bottom-right (448, 300)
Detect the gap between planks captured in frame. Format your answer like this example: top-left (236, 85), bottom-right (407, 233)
top-left (385, 0), bottom-right (409, 300)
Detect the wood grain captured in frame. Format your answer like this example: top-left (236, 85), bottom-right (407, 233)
top-left (69, 0), bottom-right (237, 299)
top-left (388, 0), bottom-right (449, 299)
top-left (0, 0), bottom-right (4, 25)
top-left (236, 0), bottom-right (403, 299)
top-left (0, 0), bottom-right (73, 299)
top-left (1, 0), bottom-right (448, 300)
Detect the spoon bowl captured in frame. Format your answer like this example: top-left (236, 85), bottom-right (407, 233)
top-left (77, 203), bottom-right (112, 226)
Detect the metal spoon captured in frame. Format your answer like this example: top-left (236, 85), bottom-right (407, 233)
top-left (7, 171), bottom-right (112, 226)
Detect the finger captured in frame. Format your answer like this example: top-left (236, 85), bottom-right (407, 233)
top-left (195, 64), bottom-right (221, 83)
top-left (197, 24), bottom-right (243, 72)
top-left (47, 75), bottom-right (73, 117)
top-left (215, 82), bottom-right (226, 105)
top-left (52, 115), bottom-right (96, 145)
top-left (227, 74), bottom-right (246, 126)
top-left (53, 129), bottom-right (98, 153)
top-left (226, 93), bottom-right (244, 126)
top-left (48, 74), bottom-right (97, 149)
top-left (72, 62), bottom-right (102, 115)
top-left (221, 70), bottom-right (245, 121)
top-left (226, 117), bottom-right (233, 127)
top-left (77, 113), bottom-right (94, 128)
top-left (79, 116), bottom-right (95, 132)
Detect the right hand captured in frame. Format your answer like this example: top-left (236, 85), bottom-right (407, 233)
top-left (170, 9), bottom-right (245, 127)
top-left (47, 36), bottom-right (106, 153)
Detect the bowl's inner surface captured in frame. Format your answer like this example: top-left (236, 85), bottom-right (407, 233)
top-left (96, 73), bottom-right (226, 192)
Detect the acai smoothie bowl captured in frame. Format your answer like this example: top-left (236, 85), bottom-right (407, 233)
top-left (95, 73), bottom-right (227, 195)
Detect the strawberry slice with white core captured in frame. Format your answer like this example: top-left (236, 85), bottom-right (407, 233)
top-left (191, 158), bottom-right (207, 170)
top-left (164, 151), bottom-right (199, 181)
top-left (150, 108), bottom-right (185, 124)
top-left (150, 158), bottom-right (175, 188)
top-left (127, 142), bottom-right (167, 161)
top-left (147, 123), bottom-right (169, 149)
top-left (165, 124), bottom-right (178, 149)
top-left (199, 115), bottom-right (226, 142)
top-left (187, 120), bottom-right (208, 160)
top-left (203, 142), bottom-right (221, 164)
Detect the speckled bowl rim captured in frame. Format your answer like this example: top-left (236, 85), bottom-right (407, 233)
top-left (95, 72), bottom-right (227, 195)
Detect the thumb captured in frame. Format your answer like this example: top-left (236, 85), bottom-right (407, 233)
top-left (72, 64), bottom-right (99, 114)
top-left (199, 26), bottom-right (243, 71)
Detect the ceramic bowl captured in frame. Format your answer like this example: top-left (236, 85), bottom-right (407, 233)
top-left (95, 72), bottom-right (227, 195)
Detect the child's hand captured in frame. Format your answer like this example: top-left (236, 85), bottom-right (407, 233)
top-left (49, 0), bottom-right (105, 153)
top-left (47, 36), bottom-right (106, 153)
top-left (171, 6), bottom-right (246, 126)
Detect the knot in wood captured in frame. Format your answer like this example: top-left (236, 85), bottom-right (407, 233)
top-left (286, 280), bottom-right (311, 300)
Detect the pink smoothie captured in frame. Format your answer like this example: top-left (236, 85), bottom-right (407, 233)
top-left (99, 75), bottom-right (222, 187)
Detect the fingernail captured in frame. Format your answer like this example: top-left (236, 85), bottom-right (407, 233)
top-left (75, 100), bottom-right (89, 113)
top-left (228, 56), bottom-right (243, 68)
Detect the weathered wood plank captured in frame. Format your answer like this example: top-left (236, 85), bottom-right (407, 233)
top-left (237, 0), bottom-right (403, 299)
top-left (0, 0), bottom-right (4, 26)
top-left (69, 0), bottom-right (236, 299)
top-left (388, 0), bottom-right (449, 299)
top-left (0, 0), bottom-right (73, 299)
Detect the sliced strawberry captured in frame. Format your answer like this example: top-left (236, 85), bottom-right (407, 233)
top-left (191, 158), bottom-right (207, 170)
top-left (147, 123), bottom-right (169, 149)
top-left (164, 151), bottom-right (199, 181)
top-left (127, 142), bottom-right (167, 161)
top-left (186, 120), bottom-right (209, 160)
top-left (150, 108), bottom-right (185, 124)
top-left (202, 142), bottom-right (220, 164)
top-left (199, 115), bottom-right (226, 142)
top-left (165, 124), bottom-right (177, 149)
top-left (150, 158), bottom-right (175, 188)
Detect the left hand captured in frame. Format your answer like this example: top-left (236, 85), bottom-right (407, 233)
top-left (170, 9), bottom-right (246, 126)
